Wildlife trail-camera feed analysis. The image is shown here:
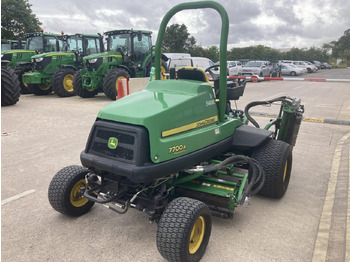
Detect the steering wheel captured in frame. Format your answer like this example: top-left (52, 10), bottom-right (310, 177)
top-left (205, 65), bottom-right (220, 81)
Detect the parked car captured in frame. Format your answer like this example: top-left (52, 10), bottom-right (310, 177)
top-left (227, 60), bottom-right (243, 76)
top-left (291, 61), bottom-right (308, 73)
top-left (303, 61), bottom-right (318, 72)
top-left (312, 61), bottom-right (322, 69)
top-left (241, 60), bottom-right (273, 77)
top-left (321, 62), bottom-right (332, 69)
top-left (279, 64), bottom-right (304, 76)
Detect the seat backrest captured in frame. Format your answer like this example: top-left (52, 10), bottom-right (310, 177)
top-left (177, 67), bottom-right (209, 83)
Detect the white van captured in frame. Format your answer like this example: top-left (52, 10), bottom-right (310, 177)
top-left (168, 57), bottom-right (214, 71)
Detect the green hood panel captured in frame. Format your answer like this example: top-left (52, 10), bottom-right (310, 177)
top-left (97, 79), bottom-right (240, 163)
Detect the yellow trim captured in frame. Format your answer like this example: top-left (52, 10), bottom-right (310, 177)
top-left (46, 53), bottom-right (75, 56)
top-left (189, 216), bottom-right (205, 254)
top-left (161, 116), bottom-right (218, 138)
top-left (213, 184), bottom-right (234, 191)
top-left (101, 55), bottom-right (123, 59)
top-left (10, 50), bottom-right (35, 53)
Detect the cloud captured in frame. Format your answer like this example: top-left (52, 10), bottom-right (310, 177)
top-left (28, 0), bottom-right (350, 49)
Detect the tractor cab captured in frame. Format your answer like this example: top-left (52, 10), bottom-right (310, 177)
top-left (25, 32), bottom-right (65, 54)
top-left (65, 33), bottom-right (104, 61)
top-left (105, 29), bottom-right (152, 66)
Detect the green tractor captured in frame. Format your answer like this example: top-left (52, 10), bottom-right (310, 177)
top-left (1, 31), bottom-right (65, 94)
top-left (22, 34), bottom-right (104, 97)
top-left (48, 2), bottom-right (305, 262)
top-left (74, 29), bottom-right (168, 100)
top-left (1, 39), bottom-right (26, 51)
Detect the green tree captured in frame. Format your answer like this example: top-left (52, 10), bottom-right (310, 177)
top-left (163, 24), bottom-right (196, 53)
top-left (1, 0), bottom-right (41, 40)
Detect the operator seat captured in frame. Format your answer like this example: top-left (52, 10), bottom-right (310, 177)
top-left (176, 67), bottom-right (210, 84)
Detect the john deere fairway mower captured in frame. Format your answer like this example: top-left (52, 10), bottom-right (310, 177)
top-left (1, 30), bottom-right (65, 94)
top-left (73, 29), bottom-right (167, 99)
top-left (48, 2), bottom-right (304, 262)
top-left (22, 33), bottom-right (104, 96)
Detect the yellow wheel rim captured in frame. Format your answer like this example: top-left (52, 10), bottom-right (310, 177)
top-left (38, 84), bottom-right (51, 91)
top-left (115, 76), bottom-right (126, 91)
top-left (189, 216), bottom-right (205, 254)
top-left (70, 179), bottom-right (88, 207)
top-left (283, 161), bottom-right (288, 182)
top-left (63, 74), bottom-right (74, 92)
top-left (86, 87), bottom-right (95, 92)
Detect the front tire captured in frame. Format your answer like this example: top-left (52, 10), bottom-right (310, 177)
top-left (73, 71), bottom-right (98, 98)
top-left (157, 197), bottom-right (212, 262)
top-left (1, 65), bottom-right (20, 106)
top-left (102, 68), bottom-right (130, 100)
top-left (48, 165), bottom-right (95, 217)
top-left (52, 67), bottom-right (76, 97)
top-left (252, 139), bottom-right (292, 198)
top-left (14, 64), bottom-right (32, 94)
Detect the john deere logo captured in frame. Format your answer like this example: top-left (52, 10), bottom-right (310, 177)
top-left (108, 137), bottom-right (118, 149)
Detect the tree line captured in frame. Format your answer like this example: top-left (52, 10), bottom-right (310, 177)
top-left (2, 1), bottom-right (349, 66)
top-left (163, 24), bottom-right (350, 66)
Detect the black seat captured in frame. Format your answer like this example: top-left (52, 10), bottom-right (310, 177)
top-left (177, 67), bottom-right (209, 83)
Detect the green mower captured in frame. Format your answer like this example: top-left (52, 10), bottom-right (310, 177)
top-left (48, 2), bottom-right (304, 262)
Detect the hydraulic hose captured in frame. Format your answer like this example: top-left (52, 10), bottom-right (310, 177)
top-left (201, 155), bottom-right (265, 202)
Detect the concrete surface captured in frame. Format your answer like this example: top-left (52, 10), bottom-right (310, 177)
top-left (1, 71), bottom-right (350, 261)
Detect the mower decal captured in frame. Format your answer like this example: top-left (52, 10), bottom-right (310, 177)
top-left (107, 137), bottom-right (118, 149)
top-left (168, 144), bottom-right (187, 155)
top-left (161, 116), bottom-right (218, 137)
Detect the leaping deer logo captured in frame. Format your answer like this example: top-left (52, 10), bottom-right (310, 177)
top-left (108, 137), bottom-right (118, 149)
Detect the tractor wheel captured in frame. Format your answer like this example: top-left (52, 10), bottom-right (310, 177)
top-left (52, 67), bottom-right (76, 97)
top-left (30, 84), bottom-right (52, 95)
top-left (102, 68), bottom-right (130, 100)
top-left (146, 59), bottom-right (168, 79)
top-left (1, 65), bottom-right (20, 106)
top-left (157, 197), bottom-right (211, 262)
top-left (251, 138), bottom-right (292, 198)
top-left (48, 165), bottom-right (95, 217)
top-left (73, 71), bottom-right (98, 98)
top-left (14, 64), bottom-right (32, 94)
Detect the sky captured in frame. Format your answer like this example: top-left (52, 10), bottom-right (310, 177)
top-left (28, 0), bottom-right (350, 50)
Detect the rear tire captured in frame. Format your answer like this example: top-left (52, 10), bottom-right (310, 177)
top-left (52, 67), bottom-right (76, 97)
top-left (102, 68), bottom-right (130, 100)
top-left (290, 71), bottom-right (296, 76)
top-left (48, 165), bottom-right (95, 217)
top-left (14, 64), bottom-right (32, 94)
top-left (251, 139), bottom-right (292, 198)
top-left (157, 197), bottom-right (211, 262)
top-left (73, 71), bottom-right (98, 98)
top-left (1, 65), bottom-right (20, 106)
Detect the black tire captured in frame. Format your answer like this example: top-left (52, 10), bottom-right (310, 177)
top-left (14, 64), bottom-right (32, 94)
top-left (1, 65), bottom-right (21, 106)
top-left (73, 71), bottom-right (98, 98)
top-left (52, 67), bottom-right (76, 97)
top-left (251, 139), bottom-right (292, 198)
top-left (157, 197), bottom-right (211, 262)
top-left (146, 59), bottom-right (168, 79)
top-left (48, 165), bottom-right (95, 217)
top-left (30, 84), bottom-right (52, 95)
top-left (290, 71), bottom-right (296, 76)
top-left (102, 68), bottom-right (130, 100)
